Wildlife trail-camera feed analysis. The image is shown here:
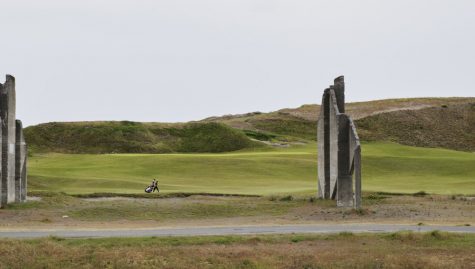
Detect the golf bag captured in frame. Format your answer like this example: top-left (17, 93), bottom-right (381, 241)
top-left (145, 186), bottom-right (153, 193)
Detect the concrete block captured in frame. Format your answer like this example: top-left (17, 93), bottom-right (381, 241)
top-left (15, 120), bottom-right (27, 202)
top-left (0, 74), bottom-right (26, 207)
top-left (317, 89), bottom-right (331, 199)
top-left (317, 76), bottom-right (362, 209)
top-left (0, 75), bottom-right (16, 205)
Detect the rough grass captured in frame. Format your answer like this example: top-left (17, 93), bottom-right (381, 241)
top-left (2, 192), bottom-right (474, 227)
top-left (66, 196), bottom-right (298, 222)
top-left (2, 193), bottom-right (314, 224)
top-left (28, 142), bottom-right (475, 195)
top-left (25, 97), bottom-right (475, 153)
top-left (357, 102), bottom-right (475, 151)
top-left (206, 98), bottom-right (475, 151)
top-left (0, 232), bottom-right (473, 268)
top-left (25, 121), bottom-right (263, 154)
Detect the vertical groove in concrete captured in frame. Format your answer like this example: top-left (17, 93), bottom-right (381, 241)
top-left (329, 90), bottom-right (339, 199)
top-left (317, 76), bottom-right (362, 208)
top-left (318, 89), bottom-right (333, 199)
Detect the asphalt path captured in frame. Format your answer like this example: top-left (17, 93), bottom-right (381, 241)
top-left (0, 224), bottom-right (473, 239)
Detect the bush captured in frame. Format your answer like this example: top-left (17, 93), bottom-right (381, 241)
top-left (279, 195), bottom-right (294, 201)
top-left (413, 191), bottom-right (428, 197)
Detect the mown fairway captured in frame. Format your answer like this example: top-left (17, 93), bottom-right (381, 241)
top-left (28, 142), bottom-right (475, 195)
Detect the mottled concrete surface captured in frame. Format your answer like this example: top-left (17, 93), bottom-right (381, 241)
top-left (317, 76), bottom-right (361, 208)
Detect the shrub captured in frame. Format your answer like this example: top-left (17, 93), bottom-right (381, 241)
top-left (279, 195), bottom-right (294, 202)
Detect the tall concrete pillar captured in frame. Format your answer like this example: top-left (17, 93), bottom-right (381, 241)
top-left (336, 114), bottom-right (353, 207)
top-left (15, 120), bottom-right (27, 202)
top-left (317, 89), bottom-right (331, 199)
top-left (317, 76), bottom-right (362, 209)
top-left (0, 75), bottom-right (16, 205)
top-left (333, 76), bottom-right (345, 113)
top-left (328, 90), bottom-right (339, 199)
top-left (349, 120), bottom-right (362, 209)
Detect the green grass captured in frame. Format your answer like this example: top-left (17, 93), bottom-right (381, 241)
top-left (25, 121), bottom-right (263, 154)
top-left (67, 197), bottom-right (298, 221)
top-left (28, 142), bottom-right (475, 195)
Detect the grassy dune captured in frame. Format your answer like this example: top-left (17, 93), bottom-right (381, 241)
top-left (205, 98), bottom-right (475, 151)
top-left (25, 121), bottom-right (262, 154)
top-left (28, 142), bottom-right (475, 195)
top-left (25, 98), bottom-right (475, 153)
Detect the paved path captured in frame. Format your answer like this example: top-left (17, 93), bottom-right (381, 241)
top-left (0, 224), bottom-right (473, 239)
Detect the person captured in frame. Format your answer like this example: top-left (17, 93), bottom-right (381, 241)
top-left (151, 179), bottom-right (159, 193)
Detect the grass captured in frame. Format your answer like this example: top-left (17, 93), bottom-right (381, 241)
top-left (0, 232), bottom-right (473, 268)
top-left (25, 98), bottom-right (475, 154)
top-left (357, 102), bottom-right (475, 151)
top-left (68, 197), bottom-right (298, 221)
top-left (3, 192), bottom-right (473, 226)
top-left (206, 97), bottom-right (475, 151)
top-left (25, 121), bottom-right (263, 154)
top-left (28, 142), bottom-right (475, 195)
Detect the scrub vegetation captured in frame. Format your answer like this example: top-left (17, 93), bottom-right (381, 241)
top-left (25, 97), bottom-right (475, 153)
top-left (206, 97), bottom-right (475, 151)
top-left (0, 232), bottom-right (473, 268)
top-left (25, 121), bottom-right (262, 154)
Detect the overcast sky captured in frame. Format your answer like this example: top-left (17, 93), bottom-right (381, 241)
top-left (1, 0), bottom-right (474, 126)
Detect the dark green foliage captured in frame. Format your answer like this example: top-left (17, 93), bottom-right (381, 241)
top-left (177, 123), bottom-right (257, 153)
top-left (248, 114), bottom-right (316, 140)
top-left (413, 191), bottom-right (428, 197)
top-left (24, 121), bottom-right (262, 154)
top-left (71, 192), bottom-right (261, 199)
top-left (279, 195), bottom-right (294, 201)
top-left (243, 130), bottom-right (277, 141)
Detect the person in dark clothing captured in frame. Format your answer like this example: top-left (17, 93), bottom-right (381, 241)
top-left (151, 179), bottom-right (159, 193)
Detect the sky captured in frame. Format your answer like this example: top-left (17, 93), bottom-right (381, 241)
top-left (1, 0), bottom-right (474, 126)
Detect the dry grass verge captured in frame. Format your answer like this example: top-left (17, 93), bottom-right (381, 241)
top-left (0, 232), bottom-right (474, 268)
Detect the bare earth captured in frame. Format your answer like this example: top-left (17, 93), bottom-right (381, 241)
top-left (0, 193), bottom-right (473, 230)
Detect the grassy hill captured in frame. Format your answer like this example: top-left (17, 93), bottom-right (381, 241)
top-left (28, 142), bottom-right (475, 195)
top-left (25, 121), bottom-right (263, 154)
top-left (204, 97), bottom-right (475, 151)
top-left (357, 103), bottom-right (475, 152)
top-left (23, 97), bottom-right (475, 196)
top-left (25, 97), bottom-right (475, 153)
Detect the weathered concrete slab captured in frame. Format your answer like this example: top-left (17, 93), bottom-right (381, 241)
top-left (15, 120), bottom-right (27, 203)
top-left (317, 76), bottom-right (362, 208)
top-left (0, 75), bottom-right (16, 205)
top-left (0, 75), bottom-right (27, 207)
top-left (349, 119), bottom-right (362, 209)
top-left (329, 90), bottom-right (339, 199)
top-left (317, 89), bottom-right (331, 199)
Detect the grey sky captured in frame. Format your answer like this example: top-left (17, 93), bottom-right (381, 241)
top-left (1, 0), bottom-right (474, 126)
